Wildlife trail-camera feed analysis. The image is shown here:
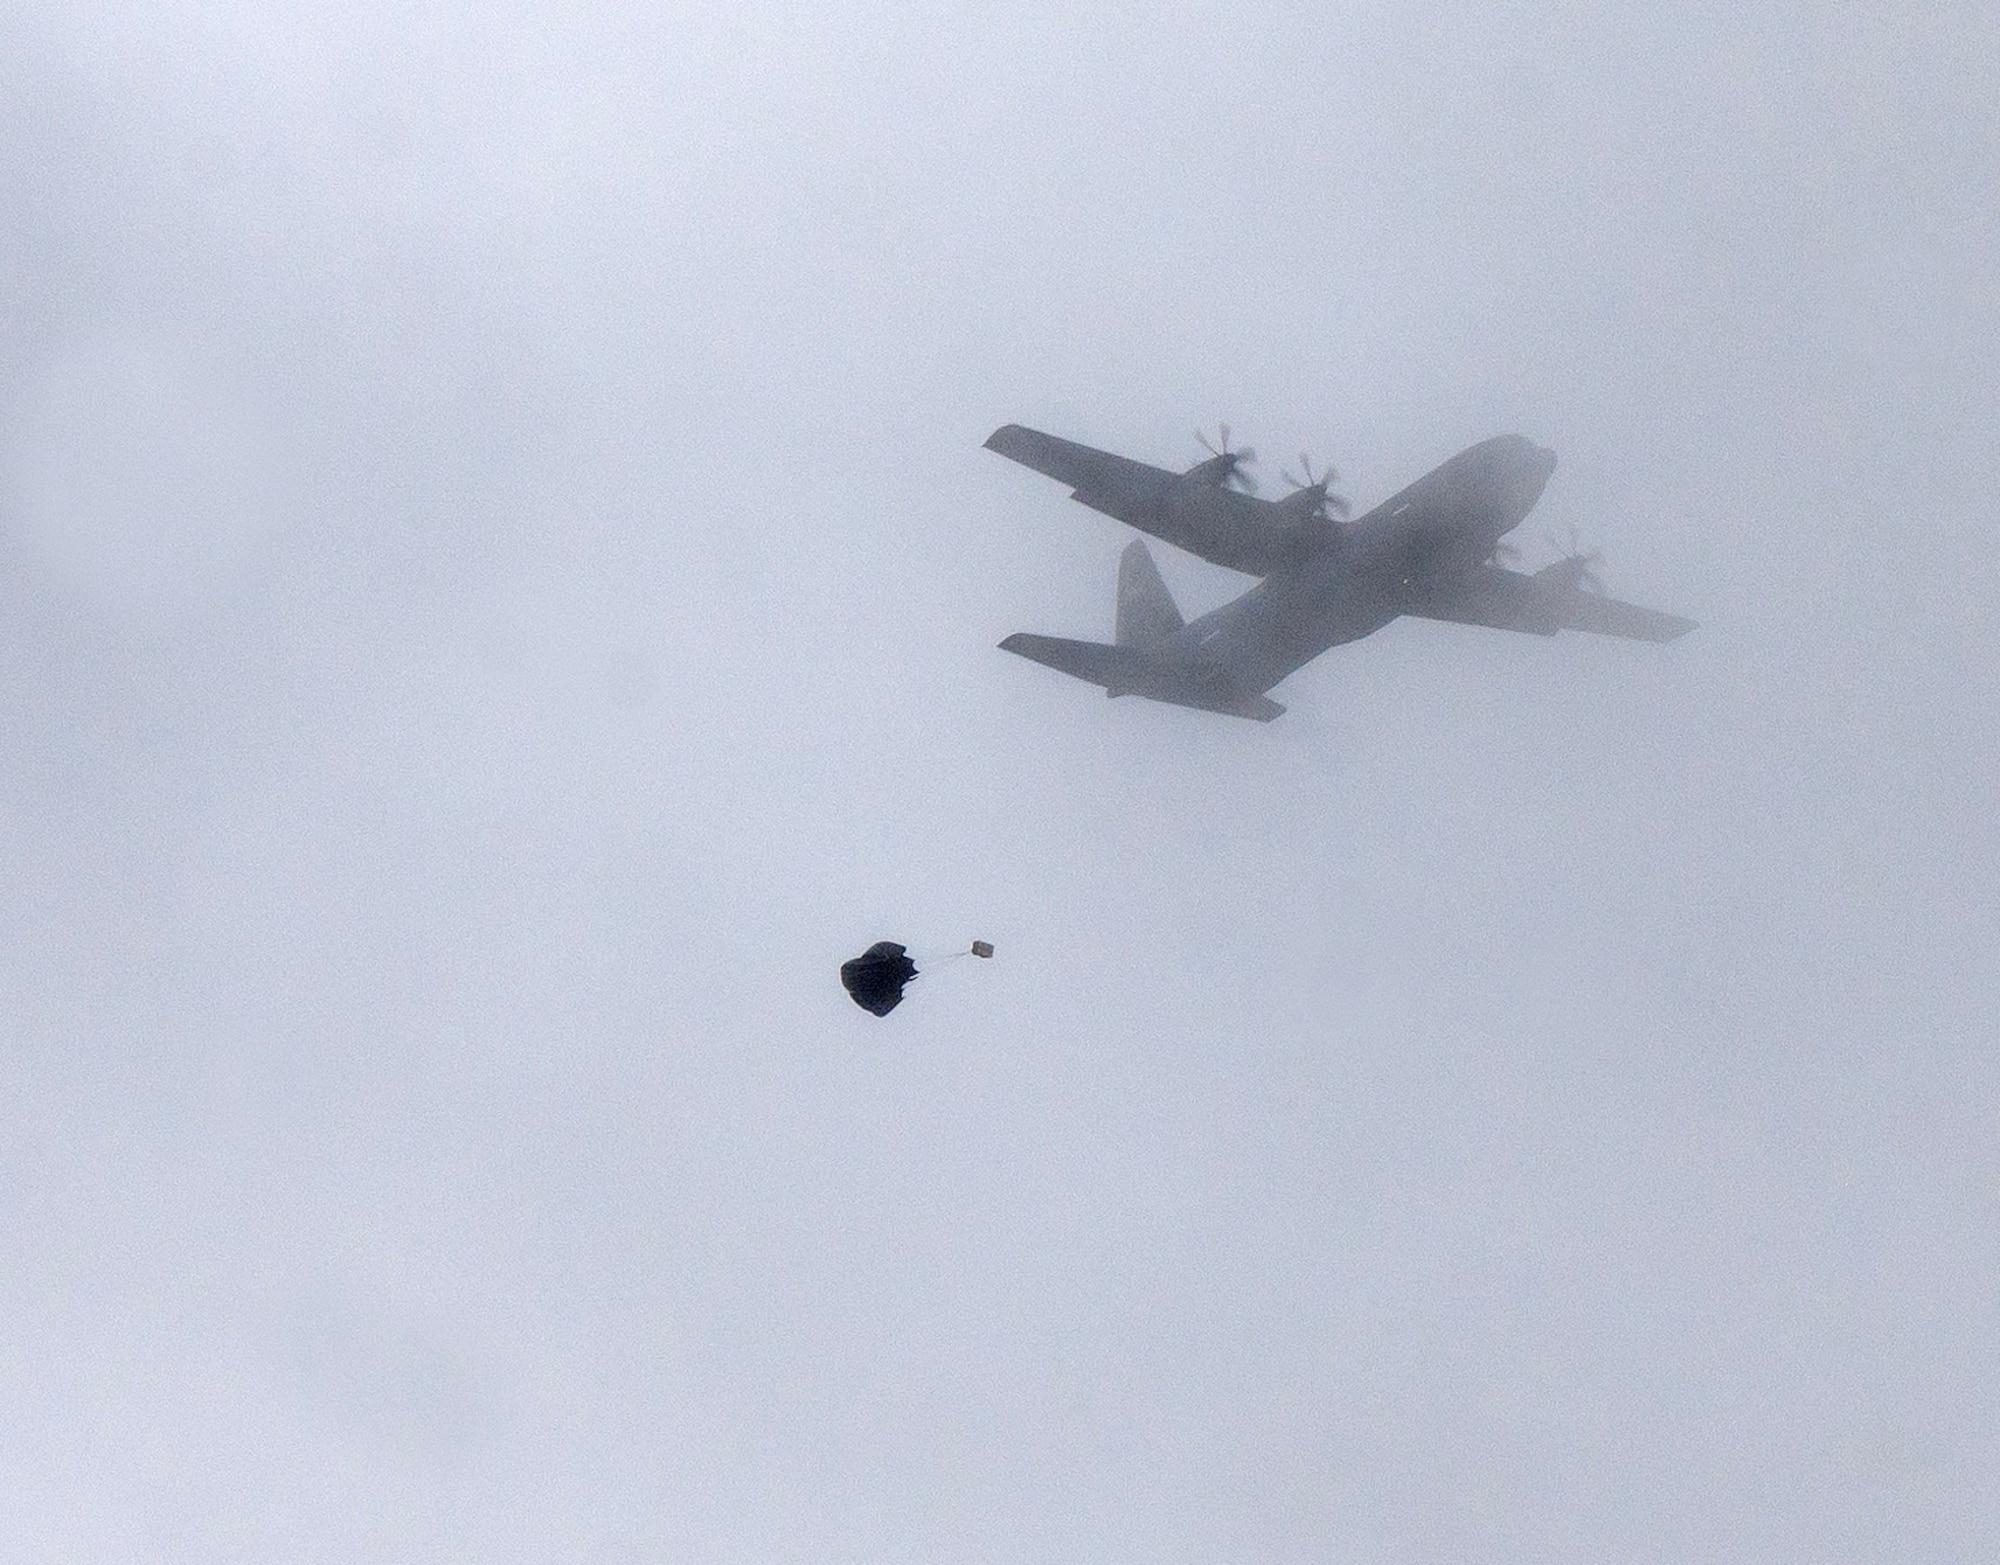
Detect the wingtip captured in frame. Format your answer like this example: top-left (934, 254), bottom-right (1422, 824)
top-left (983, 423), bottom-right (1024, 452)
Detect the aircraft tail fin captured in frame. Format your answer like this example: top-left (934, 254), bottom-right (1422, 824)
top-left (999, 633), bottom-right (1283, 721)
top-left (1115, 539), bottom-right (1184, 646)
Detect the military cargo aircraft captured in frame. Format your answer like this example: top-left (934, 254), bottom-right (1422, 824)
top-left (986, 423), bottom-right (1696, 721)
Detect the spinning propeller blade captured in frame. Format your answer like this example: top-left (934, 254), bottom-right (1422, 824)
top-left (1280, 453), bottom-right (1351, 519)
top-left (1543, 525), bottom-right (1606, 592)
top-left (1194, 424), bottom-right (1259, 492)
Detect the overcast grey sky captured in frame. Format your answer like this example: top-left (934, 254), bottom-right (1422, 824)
top-left (1, 3), bottom-right (1996, 1561)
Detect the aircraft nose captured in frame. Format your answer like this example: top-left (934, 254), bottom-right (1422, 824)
top-left (1509, 442), bottom-right (1557, 511)
top-left (1499, 435), bottom-right (1556, 478)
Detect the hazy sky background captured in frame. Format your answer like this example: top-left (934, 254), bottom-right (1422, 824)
top-left (1, 3), bottom-right (1996, 1560)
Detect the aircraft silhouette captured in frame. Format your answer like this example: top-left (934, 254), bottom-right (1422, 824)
top-left (987, 423), bottom-right (1695, 721)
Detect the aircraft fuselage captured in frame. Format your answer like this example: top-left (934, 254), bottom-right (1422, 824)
top-left (1169, 434), bottom-right (1559, 694)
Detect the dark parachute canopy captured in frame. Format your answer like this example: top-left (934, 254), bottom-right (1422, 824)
top-left (840, 939), bottom-right (993, 1016)
top-left (840, 941), bottom-right (918, 1016)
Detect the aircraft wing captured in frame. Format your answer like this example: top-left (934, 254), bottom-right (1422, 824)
top-left (1402, 566), bottom-right (1696, 642)
top-left (1551, 589), bottom-right (1698, 642)
top-left (999, 633), bottom-right (1286, 721)
top-left (986, 424), bottom-right (1295, 575)
top-left (984, 424), bottom-right (1172, 500)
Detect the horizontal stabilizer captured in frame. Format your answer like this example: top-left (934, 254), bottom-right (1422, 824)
top-left (1000, 633), bottom-right (1284, 721)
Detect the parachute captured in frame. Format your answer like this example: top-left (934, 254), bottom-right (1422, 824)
top-left (840, 939), bottom-right (993, 1016)
top-left (840, 941), bottom-right (919, 1016)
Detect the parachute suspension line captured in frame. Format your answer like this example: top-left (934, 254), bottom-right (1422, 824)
top-left (905, 941), bottom-right (995, 966)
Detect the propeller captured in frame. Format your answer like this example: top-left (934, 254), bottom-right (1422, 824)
top-left (1280, 453), bottom-right (1351, 518)
top-left (1194, 424), bottom-right (1259, 492)
top-left (1542, 525), bottom-right (1606, 592)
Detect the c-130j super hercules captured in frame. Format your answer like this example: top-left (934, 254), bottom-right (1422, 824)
top-left (987, 423), bottom-right (1696, 721)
